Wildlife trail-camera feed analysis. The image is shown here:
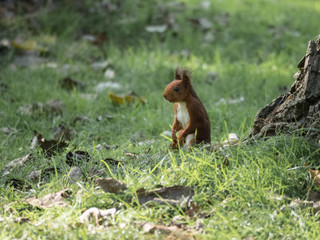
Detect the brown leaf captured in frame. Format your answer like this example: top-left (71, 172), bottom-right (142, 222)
top-left (72, 115), bottom-right (91, 125)
top-left (136, 186), bottom-right (194, 207)
top-left (96, 178), bottom-right (127, 193)
top-left (34, 131), bottom-right (68, 156)
top-left (66, 166), bottom-right (82, 184)
top-left (3, 154), bottom-right (35, 177)
top-left (25, 189), bottom-right (72, 209)
top-left (53, 125), bottom-right (75, 142)
top-left (66, 151), bottom-right (91, 166)
top-left (88, 167), bottom-right (105, 180)
top-left (309, 169), bottom-right (320, 188)
top-left (59, 77), bottom-right (85, 91)
top-left (104, 158), bottom-right (121, 165)
top-left (185, 202), bottom-right (201, 218)
top-left (5, 178), bottom-right (30, 190)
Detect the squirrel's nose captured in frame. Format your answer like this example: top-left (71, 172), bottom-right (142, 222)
top-left (163, 94), bottom-right (167, 99)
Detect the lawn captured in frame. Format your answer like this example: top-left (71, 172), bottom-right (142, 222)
top-left (1, 0), bottom-right (320, 239)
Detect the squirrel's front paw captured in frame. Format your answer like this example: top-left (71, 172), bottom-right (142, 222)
top-left (171, 142), bottom-right (178, 149)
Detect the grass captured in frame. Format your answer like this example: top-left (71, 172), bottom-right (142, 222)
top-left (1, 0), bottom-right (320, 239)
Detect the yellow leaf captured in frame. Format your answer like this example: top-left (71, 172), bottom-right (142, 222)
top-left (11, 39), bottom-right (48, 53)
top-left (309, 169), bottom-right (320, 188)
top-left (125, 95), bottom-right (136, 103)
top-left (108, 92), bottom-right (124, 104)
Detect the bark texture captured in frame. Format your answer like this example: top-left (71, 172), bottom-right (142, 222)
top-left (249, 36), bottom-right (320, 139)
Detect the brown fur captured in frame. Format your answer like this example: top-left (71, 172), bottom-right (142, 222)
top-left (163, 68), bottom-right (211, 148)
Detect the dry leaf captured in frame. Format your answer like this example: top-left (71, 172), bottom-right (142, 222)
top-left (27, 170), bottom-right (41, 182)
top-left (3, 154), bottom-right (35, 177)
top-left (145, 25), bottom-right (168, 33)
top-left (309, 169), bottom-right (320, 188)
top-left (91, 60), bottom-right (109, 71)
top-left (72, 115), bottom-right (91, 125)
top-left (185, 202), bottom-right (201, 218)
top-left (96, 178), bottom-right (127, 193)
top-left (59, 77), bottom-right (85, 91)
top-left (11, 39), bottom-right (48, 53)
top-left (25, 189), bottom-right (71, 209)
top-left (289, 198), bottom-right (320, 214)
top-left (66, 150), bottom-right (90, 166)
top-left (66, 166), bottom-right (82, 184)
top-left (53, 125), bottom-right (75, 142)
top-left (79, 207), bottom-right (116, 225)
top-left (108, 92), bottom-right (146, 105)
top-left (5, 178), bottom-right (30, 190)
top-left (95, 82), bottom-right (121, 92)
top-left (136, 186), bottom-right (194, 207)
top-left (104, 69), bottom-right (115, 79)
top-left (33, 131), bottom-right (68, 156)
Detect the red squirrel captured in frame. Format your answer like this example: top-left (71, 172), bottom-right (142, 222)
top-left (163, 68), bottom-right (211, 148)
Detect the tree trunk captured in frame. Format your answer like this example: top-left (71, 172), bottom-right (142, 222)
top-left (249, 36), bottom-right (320, 139)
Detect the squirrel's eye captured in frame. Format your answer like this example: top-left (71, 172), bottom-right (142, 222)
top-left (174, 87), bottom-right (179, 92)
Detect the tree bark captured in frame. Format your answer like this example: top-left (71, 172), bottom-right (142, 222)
top-left (249, 36), bottom-right (320, 139)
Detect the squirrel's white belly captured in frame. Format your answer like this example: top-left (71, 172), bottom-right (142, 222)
top-left (177, 102), bottom-right (189, 129)
top-left (177, 102), bottom-right (194, 146)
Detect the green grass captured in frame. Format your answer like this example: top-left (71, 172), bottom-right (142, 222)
top-left (1, 0), bottom-right (320, 239)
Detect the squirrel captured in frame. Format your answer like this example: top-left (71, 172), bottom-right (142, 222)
top-left (163, 68), bottom-right (211, 148)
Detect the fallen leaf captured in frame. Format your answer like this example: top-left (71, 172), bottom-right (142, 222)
top-left (190, 17), bottom-right (212, 30)
top-left (91, 60), bottom-right (109, 71)
top-left (80, 207), bottom-right (117, 225)
top-left (136, 186), bottom-right (194, 207)
top-left (125, 152), bottom-right (138, 159)
top-left (215, 96), bottom-right (245, 105)
top-left (53, 125), bottom-right (75, 142)
top-left (145, 25), bottom-right (168, 33)
top-left (27, 170), bottom-right (41, 182)
top-left (206, 71), bottom-right (219, 83)
top-left (185, 202), bottom-right (201, 218)
top-left (65, 166), bottom-right (82, 184)
top-left (308, 191), bottom-right (320, 202)
top-left (93, 32), bottom-right (108, 45)
top-left (103, 158), bottom-right (121, 165)
top-left (72, 115), bottom-right (91, 125)
top-left (289, 198), bottom-right (320, 213)
top-left (95, 82), bottom-right (121, 92)
top-left (58, 77), bottom-right (85, 91)
top-left (3, 154), bottom-right (35, 177)
top-left (96, 178), bottom-right (127, 193)
top-left (25, 189), bottom-right (72, 209)
top-left (108, 92), bottom-right (147, 105)
top-left (309, 169), bottom-right (320, 188)
top-left (171, 215), bottom-right (187, 228)
top-left (11, 38), bottom-right (48, 53)
top-left (104, 69), bottom-right (115, 79)
top-left (88, 167), bottom-right (105, 180)
top-left (5, 178), bottom-right (30, 190)
top-left (34, 131), bottom-right (68, 156)
top-left (66, 150), bottom-right (91, 166)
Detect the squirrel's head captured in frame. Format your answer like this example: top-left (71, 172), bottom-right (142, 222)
top-left (163, 68), bottom-right (192, 103)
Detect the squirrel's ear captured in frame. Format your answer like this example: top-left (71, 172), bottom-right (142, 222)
top-left (181, 71), bottom-right (190, 87)
top-left (174, 68), bottom-right (181, 80)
